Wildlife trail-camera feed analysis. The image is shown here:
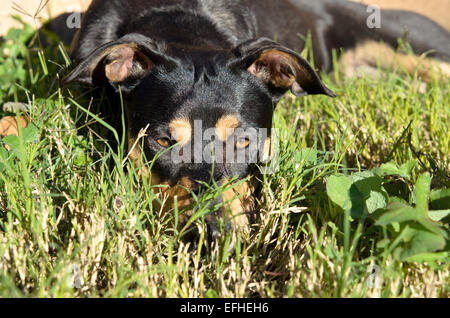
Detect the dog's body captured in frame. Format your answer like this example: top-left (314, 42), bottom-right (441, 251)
top-left (61, 0), bottom-right (449, 240)
top-left (70, 0), bottom-right (450, 72)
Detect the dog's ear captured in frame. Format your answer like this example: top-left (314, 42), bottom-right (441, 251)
top-left (233, 38), bottom-right (336, 98)
top-left (64, 33), bottom-right (174, 89)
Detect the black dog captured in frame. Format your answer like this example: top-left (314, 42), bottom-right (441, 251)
top-left (64, 0), bottom-right (449, 239)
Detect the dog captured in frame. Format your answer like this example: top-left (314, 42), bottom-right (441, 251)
top-left (4, 0), bottom-right (450, 242)
top-left (65, 0), bottom-right (450, 241)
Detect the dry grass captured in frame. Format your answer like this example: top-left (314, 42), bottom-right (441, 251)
top-left (0, 7), bottom-right (449, 298)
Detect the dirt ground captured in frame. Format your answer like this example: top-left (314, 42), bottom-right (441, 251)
top-left (0, 0), bottom-right (90, 36)
top-left (353, 0), bottom-right (450, 30)
top-left (0, 0), bottom-right (449, 36)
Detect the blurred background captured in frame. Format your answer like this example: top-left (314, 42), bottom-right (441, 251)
top-left (1, 0), bottom-right (449, 37)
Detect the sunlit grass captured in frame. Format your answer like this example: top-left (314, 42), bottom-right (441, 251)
top-left (0, 18), bottom-right (448, 298)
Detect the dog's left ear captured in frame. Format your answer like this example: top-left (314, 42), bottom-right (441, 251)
top-left (233, 38), bottom-right (336, 98)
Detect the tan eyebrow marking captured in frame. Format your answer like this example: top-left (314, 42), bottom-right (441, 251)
top-left (169, 117), bottom-right (192, 145)
top-left (215, 115), bottom-right (240, 142)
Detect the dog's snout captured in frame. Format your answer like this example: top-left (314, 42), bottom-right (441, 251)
top-left (175, 165), bottom-right (225, 194)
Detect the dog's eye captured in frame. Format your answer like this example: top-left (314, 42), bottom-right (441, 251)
top-left (235, 137), bottom-right (250, 149)
top-left (157, 138), bottom-right (172, 148)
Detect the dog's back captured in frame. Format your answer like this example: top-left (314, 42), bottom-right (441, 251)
top-left (242, 0), bottom-right (450, 70)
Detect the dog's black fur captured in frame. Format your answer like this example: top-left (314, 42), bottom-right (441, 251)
top-left (64, 0), bottom-right (450, 240)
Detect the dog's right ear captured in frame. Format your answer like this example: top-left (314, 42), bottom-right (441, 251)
top-left (63, 33), bottom-right (174, 89)
top-left (233, 38), bottom-right (336, 99)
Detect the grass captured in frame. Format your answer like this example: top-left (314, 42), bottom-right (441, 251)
top-left (0, 17), bottom-right (449, 298)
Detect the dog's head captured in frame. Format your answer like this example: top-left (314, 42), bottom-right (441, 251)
top-left (65, 33), bottom-right (334, 224)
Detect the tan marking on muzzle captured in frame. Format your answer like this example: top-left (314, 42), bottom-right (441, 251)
top-left (261, 136), bottom-right (273, 163)
top-left (127, 128), bottom-right (194, 221)
top-left (222, 179), bottom-right (255, 228)
top-left (215, 114), bottom-right (240, 142)
top-left (150, 175), bottom-right (195, 225)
